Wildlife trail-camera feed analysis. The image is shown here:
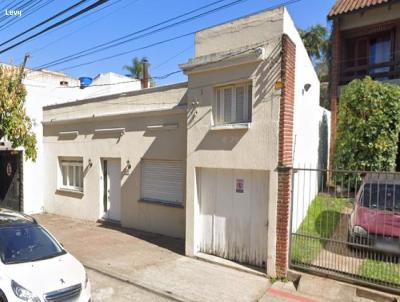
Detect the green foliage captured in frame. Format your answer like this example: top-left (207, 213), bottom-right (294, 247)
top-left (124, 57), bottom-right (143, 79)
top-left (299, 24), bottom-right (329, 82)
top-left (291, 196), bottom-right (350, 264)
top-left (0, 66), bottom-right (37, 161)
top-left (334, 77), bottom-right (400, 171)
top-left (360, 260), bottom-right (400, 284)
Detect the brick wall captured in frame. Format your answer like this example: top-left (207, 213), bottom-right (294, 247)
top-left (276, 34), bottom-right (296, 277)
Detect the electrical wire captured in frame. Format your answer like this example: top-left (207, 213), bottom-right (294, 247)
top-left (0, 0), bottom-right (89, 47)
top-left (34, 0), bottom-right (238, 69)
top-left (35, 0), bottom-right (300, 70)
top-left (0, 0), bottom-right (56, 32)
top-left (0, 0), bottom-right (110, 55)
top-left (36, 0), bottom-right (300, 71)
top-left (30, 0), bottom-right (140, 55)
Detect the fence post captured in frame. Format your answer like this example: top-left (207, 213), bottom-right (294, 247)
top-left (275, 33), bottom-right (296, 277)
top-left (276, 165), bottom-right (292, 277)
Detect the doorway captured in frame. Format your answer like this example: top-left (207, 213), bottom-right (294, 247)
top-left (0, 151), bottom-right (22, 211)
top-left (101, 158), bottom-right (121, 222)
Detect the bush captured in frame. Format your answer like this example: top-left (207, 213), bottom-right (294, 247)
top-left (334, 77), bottom-right (400, 171)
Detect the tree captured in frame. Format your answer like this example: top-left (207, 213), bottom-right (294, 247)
top-left (299, 25), bottom-right (329, 82)
top-left (334, 77), bottom-right (400, 171)
top-left (0, 65), bottom-right (37, 161)
top-left (124, 57), bottom-right (143, 79)
top-left (124, 57), bottom-right (155, 87)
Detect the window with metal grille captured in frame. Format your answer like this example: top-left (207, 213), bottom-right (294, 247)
top-left (141, 160), bottom-right (184, 206)
top-left (59, 159), bottom-right (83, 192)
top-left (213, 82), bottom-right (252, 125)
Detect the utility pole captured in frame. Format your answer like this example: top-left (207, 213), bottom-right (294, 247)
top-left (19, 53), bottom-right (30, 83)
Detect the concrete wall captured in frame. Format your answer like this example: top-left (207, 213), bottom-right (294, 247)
top-left (338, 2), bottom-right (400, 30)
top-left (283, 9), bottom-right (331, 231)
top-left (184, 8), bottom-right (288, 276)
top-left (195, 7), bottom-right (284, 57)
top-left (42, 84), bottom-right (188, 238)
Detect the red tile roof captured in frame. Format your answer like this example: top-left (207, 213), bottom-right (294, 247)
top-left (328, 0), bottom-right (392, 18)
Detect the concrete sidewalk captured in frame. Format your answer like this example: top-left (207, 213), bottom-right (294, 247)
top-left (35, 214), bottom-right (269, 302)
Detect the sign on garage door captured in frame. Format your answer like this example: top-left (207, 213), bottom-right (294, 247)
top-left (198, 168), bottom-right (268, 267)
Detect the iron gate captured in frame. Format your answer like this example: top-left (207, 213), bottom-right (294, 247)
top-left (289, 168), bottom-right (400, 292)
top-left (0, 151), bottom-right (22, 211)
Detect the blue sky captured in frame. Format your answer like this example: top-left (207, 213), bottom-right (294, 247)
top-left (0, 0), bottom-right (335, 85)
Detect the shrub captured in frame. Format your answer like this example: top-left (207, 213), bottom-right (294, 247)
top-left (334, 77), bottom-right (400, 171)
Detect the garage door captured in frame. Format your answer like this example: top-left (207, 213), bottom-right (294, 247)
top-left (198, 168), bottom-right (268, 267)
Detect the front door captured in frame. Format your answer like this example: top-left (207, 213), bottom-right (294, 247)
top-left (0, 151), bottom-right (22, 211)
top-left (102, 159), bottom-right (121, 222)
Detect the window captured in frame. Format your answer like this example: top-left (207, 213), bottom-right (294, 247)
top-left (342, 30), bottom-right (394, 82)
top-left (213, 83), bottom-right (252, 125)
top-left (141, 160), bottom-right (184, 206)
top-left (59, 159), bottom-right (83, 192)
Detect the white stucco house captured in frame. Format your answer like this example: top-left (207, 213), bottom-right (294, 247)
top-left (2, 6), bottom-right (329, 277)
top-left (0, 66), bottom-right (141, 214)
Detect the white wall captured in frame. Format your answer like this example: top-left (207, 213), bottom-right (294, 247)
top-left (6, 65), bottom-right (142, 214)
top-left (283, 10), bottom-right (331, 231)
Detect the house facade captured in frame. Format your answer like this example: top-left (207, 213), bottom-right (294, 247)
top-left (328, 0), bottom-right (400, 167)
top-left (41, 6), bottom-right (328, 277)
top-left (0, 65), bottom-right (141, 215)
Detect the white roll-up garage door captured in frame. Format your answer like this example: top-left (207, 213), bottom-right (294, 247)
top-left (142, 160), bottom-right (184, 205)
top-left (198, 168), bottom-right (268, 267)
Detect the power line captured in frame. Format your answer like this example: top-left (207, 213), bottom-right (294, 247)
top-left (0, 0), bottom-right (31, 25)
top-left (0, 0), bottom-right (109, 55)
top-left (30, 0), bottom-right (140, 56)
top-left (36, 0), bottom-right (300, 71)
top-left (0, 0), bottom-right (57, 32)
top-left (58, 31), bottom-right (196, 71)
top-left (0, 0), bottom-right (89, 47)
top-left (35, 0), bottom-right (237, 69)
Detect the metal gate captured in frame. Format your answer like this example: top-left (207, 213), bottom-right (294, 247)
top-left (289, 168), bottom-right (400, 293)
top-left (0, 151), bottom-right (22, 211)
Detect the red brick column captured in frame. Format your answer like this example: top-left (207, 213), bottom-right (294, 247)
top-left (329, 20), bottom-right (341, 169)
top-left (276, 34), bottom-right (296, 277)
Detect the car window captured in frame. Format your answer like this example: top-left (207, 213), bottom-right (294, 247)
top-left (0, 225), bottom-right (65, 264)
top-left (360, 183), bottom-right (400, 210)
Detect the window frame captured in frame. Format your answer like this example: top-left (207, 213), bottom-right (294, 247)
top-left (59, 158), bottom-right (84, 192)
top-left (213, 82), bottom-right (252, 126)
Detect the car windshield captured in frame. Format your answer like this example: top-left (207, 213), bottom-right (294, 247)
top-left (0, 225), bottom-right (65, 264)
top-left (360, 183), bottom-right (400, 211)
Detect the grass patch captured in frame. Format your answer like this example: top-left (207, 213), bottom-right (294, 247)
top-left (360, 259), bottom-right (400, 285)
top-left (291, 195), bottom-right (351, 264)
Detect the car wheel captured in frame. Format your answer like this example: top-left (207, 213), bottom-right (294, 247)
top-left (0, 290), bottom-right (8, 302)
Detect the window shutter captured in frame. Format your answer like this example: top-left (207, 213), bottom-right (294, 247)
top-left (223, 88), bottom-right (232, 123)
top-left (142, 160), bottom-right (184, 204)
top-left (235, 86), bottom-right (245, 122)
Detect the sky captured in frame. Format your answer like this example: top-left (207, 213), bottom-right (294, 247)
top-left (0, 0), bottom-right (335, 85)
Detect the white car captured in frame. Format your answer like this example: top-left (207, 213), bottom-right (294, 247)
top-left (0, 209), bottom-right (91, 302)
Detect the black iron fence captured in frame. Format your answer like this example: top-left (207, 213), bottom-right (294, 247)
top-left (289, 168), bottom-right (400, 292)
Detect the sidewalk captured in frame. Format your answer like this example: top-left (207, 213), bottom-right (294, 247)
top-left (35, 214), bottom-right (269, 302)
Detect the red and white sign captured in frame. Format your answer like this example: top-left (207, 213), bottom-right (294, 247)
top-left (236, 179), bottom-right (244, 193)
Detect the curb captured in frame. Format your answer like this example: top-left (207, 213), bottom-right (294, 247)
top-left (84, 264), bottom-right (194, 302)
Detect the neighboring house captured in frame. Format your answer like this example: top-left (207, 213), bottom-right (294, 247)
top-left (0, 66), bottom-right (141, 215)
top-left (328, 0), bottom-right (400, 168)
top-left (41, 6), bottom-right (328, 277)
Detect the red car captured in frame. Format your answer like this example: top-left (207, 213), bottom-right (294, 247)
top-left (348, 174), bottom-right (400, 254)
